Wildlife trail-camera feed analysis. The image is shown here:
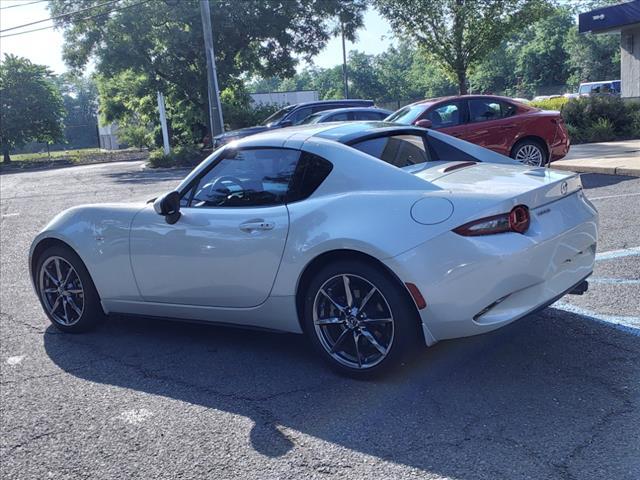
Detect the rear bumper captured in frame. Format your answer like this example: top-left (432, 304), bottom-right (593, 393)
top-left (385, 191), bottom-right (598, 345)
top-left (550, 123), bottom-right (570, 161)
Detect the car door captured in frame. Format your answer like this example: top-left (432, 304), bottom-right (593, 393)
top-left (129, 147), bottom-right (300, 308)
top-left (464, 98), bottom-right (518, 155)
top-left (421, 101), bottom-right (468, 139)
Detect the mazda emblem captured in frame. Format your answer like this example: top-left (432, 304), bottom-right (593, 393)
top-left (561, 181), bottom-right (568, 195)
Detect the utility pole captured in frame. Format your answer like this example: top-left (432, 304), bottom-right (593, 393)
top-left (157, 91), bottom-right (171, 155)
top-left (200, 0), bottom-right (224, 140)
top-left (341, 21), bottom-right (349, 99)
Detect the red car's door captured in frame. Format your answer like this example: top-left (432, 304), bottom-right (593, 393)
top-left (420, 101), bottom-right (468, 139)
top-left (463, 98), bottom-right (519, 156)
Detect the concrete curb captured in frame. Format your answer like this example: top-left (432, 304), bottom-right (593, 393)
top-left (551, 163), bottom-right (640, 177)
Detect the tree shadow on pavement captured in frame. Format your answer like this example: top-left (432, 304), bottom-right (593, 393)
top-left (104, 169), bottom-right (189, 186)
top-left (43, 308), bottom-right (640, 479)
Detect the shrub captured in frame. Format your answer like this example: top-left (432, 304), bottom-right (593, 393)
top-left (585, 118), bottom-right (616, 143)
top-left (530, 97), bottom-right (569, 111)
top-left (148, 144), bottom-right (204, 168)
top-left (118, 122), bottom-right (153, 150)
top-left (565, 123), bottom-right (584, 144)
top-left (560, 96), bottom-right (640, 144)
top-left (562, 96), bottom-right (628, 134)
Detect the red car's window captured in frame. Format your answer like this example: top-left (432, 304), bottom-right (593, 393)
top-left (469, 99), bottom-right (517, 123)
top-left (425, 102), bottom-right (462, 128)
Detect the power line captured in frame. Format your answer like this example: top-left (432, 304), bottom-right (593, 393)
top-left (0, 0), bottom-right (153, 38)
top-left (0, 0), bottom-right (47, 11)
top-left (0, 0), bottom-right (121, 34)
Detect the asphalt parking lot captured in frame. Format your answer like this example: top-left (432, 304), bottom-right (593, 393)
top-left (1, 161), bottom-right (638, 480)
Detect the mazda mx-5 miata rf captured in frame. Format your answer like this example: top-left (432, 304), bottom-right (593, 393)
top-left (30, 123), bottom-right (598, 376)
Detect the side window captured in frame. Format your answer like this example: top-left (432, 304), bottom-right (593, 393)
top-left (501, 101), bottom-right (517, 118)
top-left (288, 107), bottom-right (313, 125)
top-left (425, 102), bottom-right (462, 128)
top-left (287, 152), bottom-right (334, 203)
top-left (426, 135), bottom-right (479, 163)
top-left (185, 148), bottom-right (300, 208)
top-left (327, 112), bottom-right (349, 121)
top-left (351, 134), bottom-right (430, 168)
top-left (468, 99), bottom-right (502, 123)
top-left (357, 111), bottom-right (387, 120)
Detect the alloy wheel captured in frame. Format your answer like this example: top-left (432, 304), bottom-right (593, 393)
top-left (39, 256), bottom-right (85, 326)
top-left (312, 274), bottom-right (394, 369)
top-left (515, 144), bottom-right (544, 167)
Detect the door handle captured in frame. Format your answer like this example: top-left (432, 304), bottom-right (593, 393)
top-left (239, 220), bottom-right (274, 232)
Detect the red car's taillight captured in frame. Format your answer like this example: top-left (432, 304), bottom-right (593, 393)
top-left (453, 205), bottom-right (530, 236)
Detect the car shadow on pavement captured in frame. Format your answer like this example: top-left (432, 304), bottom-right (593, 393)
top-left (580, 173), bottom-right (638, 189)
top-left (43, 309), bottom-right (640, 478)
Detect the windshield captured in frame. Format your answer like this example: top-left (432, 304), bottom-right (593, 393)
top-left (299, 113), bottom-right (323, 125)
top-left (262, 105), bottom-right (295, 126)
top-left (385, 105), bottom-right (427, 125)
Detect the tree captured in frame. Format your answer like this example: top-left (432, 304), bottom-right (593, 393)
top-left (514, 9), bottom-right (574, 95)
top-left (565, 29), bottom-right (620, 88)
top-left (374, 0), bottom-right (552, 94)
top-left (56, 74), bottom-right (100, 149)
top-left (0, 55), bottom-right (65, 162)
top-left (49, 0), bottom-right (367, 145)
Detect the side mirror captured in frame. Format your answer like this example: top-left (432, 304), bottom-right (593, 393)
top-left (415, 119), bottom-right (433, 129)
top-left (279, 119), bottom-right (293, 128)
top-left (153, 191), bottom-right (181, 225)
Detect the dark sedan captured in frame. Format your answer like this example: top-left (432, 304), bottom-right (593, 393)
top-left (299, 107), bottom-right (392, 124)
top-left (213, 99), bottom-right (374, 148)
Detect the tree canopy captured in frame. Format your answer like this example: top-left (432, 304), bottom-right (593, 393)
top-left (0, 55), bottom-right (66, 162)
top-left (373, 0), bottom-right (553, 94)
top-left (48, 0), bottom-right (367, 144)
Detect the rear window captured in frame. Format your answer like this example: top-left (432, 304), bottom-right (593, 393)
top-left (351, 134), bottom-right (430, 167)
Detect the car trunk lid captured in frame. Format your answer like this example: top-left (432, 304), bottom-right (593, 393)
top-left (413, 161), bottom-right (582, 213)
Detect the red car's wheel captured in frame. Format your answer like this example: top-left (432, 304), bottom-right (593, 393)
top-left (512, 139), bottom-right (548, 167)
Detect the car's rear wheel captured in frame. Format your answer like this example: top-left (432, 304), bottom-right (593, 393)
top-left (35, 245), bottom-right (105, 332)
top-left (302, 259), bottom-right (420, 377)
top-left (512, 139), bottom-right (548, 167)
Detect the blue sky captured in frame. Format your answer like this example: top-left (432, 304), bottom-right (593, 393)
top-left (0, 1), bottom-right (394, 74)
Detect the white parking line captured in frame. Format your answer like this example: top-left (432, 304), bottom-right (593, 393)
top-left (595, 247), bottom-right (640, 262)
top-left (553, 302), bottom-right (640, 337)
top-left (589, 192), bottom-right (640, 201)
top-left (1, 213), bottom-right (19, 219)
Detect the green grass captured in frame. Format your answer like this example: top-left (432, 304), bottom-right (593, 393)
top-left (10, 148), bottom-right (108, 163)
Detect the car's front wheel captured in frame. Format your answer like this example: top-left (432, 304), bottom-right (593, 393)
top-left (512, 139), bottom-right (548, 167)
top-left (303, 259), bottom-right (421, 377)
top-left (35, 244), bottom-right (105, 332)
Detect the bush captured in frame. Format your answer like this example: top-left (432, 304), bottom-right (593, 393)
top-left (560, 96), bottom-right (640, 144)
top-left (584, 118), bottom-right (616, 143)
top-left (148, 144), bottom-right (204, 168)
top-left (118, 122), bottom-right (153, 150)
top-left (529, 97), bottom-right (569, 111)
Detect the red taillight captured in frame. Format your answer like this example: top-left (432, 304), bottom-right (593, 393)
top-left (509, 205), bottom-right (530, 233)
top-left (454, 205), bottom-right (530, 236)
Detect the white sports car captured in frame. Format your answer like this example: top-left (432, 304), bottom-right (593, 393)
top-left (30, 123), bottom-right (598, 376)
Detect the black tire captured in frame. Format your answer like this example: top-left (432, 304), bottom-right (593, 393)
top-left (511, 138), bottom-right (548, 167)
top-left (34, 244), bottom-right (105, 333)
top-left (302, 259), bottom-right (421, 377)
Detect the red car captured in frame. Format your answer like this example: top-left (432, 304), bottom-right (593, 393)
top-left (386, 95), bottom-right (570, 166)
